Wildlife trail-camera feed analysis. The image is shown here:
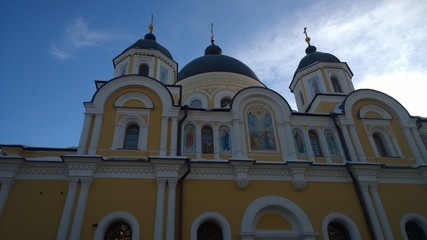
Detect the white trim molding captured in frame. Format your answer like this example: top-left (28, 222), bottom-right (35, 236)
top-left (240, 195), bottom-right (317, 240)
top-left (400, 213), bottom-right (427, 240)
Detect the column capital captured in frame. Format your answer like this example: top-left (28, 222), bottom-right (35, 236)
top-left (167, 178), bottom-right (178, 188)
top-left (0, 177), bottom-right (15, 190)
top-left (68, 177), bottom-right (79, 189)
top-left (80, 177), bottom-right (93, 189)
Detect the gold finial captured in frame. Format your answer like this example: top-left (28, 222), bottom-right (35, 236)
top-left (210, 22), bottom-right (215, 43)
top-left (149, 14), bottom-right (155, 33)
top-left (303, 27), bottom-right (311, 46)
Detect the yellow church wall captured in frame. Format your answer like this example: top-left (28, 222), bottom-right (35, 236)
top-left (256, 213), bottom-right (292, 230)
top-left (80, 178), bottom-right (157, 240)
top-left (0, 180), bottom-right (67, 239)
top-left (181, 180), bottom-right (370, 239)
top-left (314, 102), bottom-right (339, 113)
top-left (378, 183), bottom-right (427, 238)
top-left (123, 99), bottom-right (145, 108)
top-left (96, 86), bottom-right (163, 155)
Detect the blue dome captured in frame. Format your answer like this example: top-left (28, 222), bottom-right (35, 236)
top-left (178, 54), bottom-right (259, 81)
top-left (296, 46), bottom-right (340, 72)
top-left (118, 33), bottom-right (173, 60)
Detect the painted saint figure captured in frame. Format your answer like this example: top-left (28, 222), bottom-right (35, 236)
top-left (219, 126), bottom-right (231, 152)
top-left (184, 124), bottom-right (195, 152)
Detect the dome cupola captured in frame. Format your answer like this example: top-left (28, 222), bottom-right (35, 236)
top-left (290, 28), bottom-right (354, 113)
top-left (112, 15), bottom-right (177, 84)
top-left (178, 24), bottom-right (259, 81)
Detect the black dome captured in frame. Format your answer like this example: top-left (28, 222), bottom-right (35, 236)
top-left (296, 46), bottom-right (340, 72)
top-left (178, 54), bottom-right (259, 81)
top-left (204, 43), bottom-right (222, 55)
top-left (119, 34), bottom-right (173, 60)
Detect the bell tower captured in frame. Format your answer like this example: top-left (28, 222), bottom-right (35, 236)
top-left (289, 28), bottom-right (355, 113)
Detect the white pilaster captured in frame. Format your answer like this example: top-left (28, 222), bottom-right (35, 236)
top-left (349, 125), bottom-right (366, 162)
top-left (154, 178), bottom-right (167, 240)
top-left (284, 121), bottom-right (297, 159)
top-left (170, 116), bottom-right (178, 156)
top-left (341, 124), bottom-right (358, 161)
top-left (318, 131), bottom-right (332, 163)
top-left (360, 183), bottom-right (384, 240)
top-left (166, 178), bottom-right (178, 240)
top-left (77, 114), bottom-right (93, 154)
top-left (403, 127), bottom-right (424, 164)
top-left (213, 125), bottom-right (220, 159)
top-left (303, 130), bottom-right (315, 161)
top-left (232, 119), bottom-right (242, 158)
top-left (69, 177), bottom-right (93, 240)
top-left (0, 177), bottom-right (14, 218)
top-left (88, 114), bottom-right (103, 155)
top-left (369, 183), bottom-right (394, 240)
top-left (160, 116), bottom-right (169, 156)
top-left (276, 123), bottom-right (287, 161)
top-left (56, 177), bottom-right (79, 240)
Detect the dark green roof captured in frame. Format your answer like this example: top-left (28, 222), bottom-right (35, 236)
top-left (117, 33), bottom-right (173, 60)
top-left (178, 54), bottom-right (259, 81)
top-left (295, 45), bottom-right (340, 72)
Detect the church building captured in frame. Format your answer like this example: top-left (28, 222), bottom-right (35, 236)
top-left (1, 21), bottom-right (427, 240)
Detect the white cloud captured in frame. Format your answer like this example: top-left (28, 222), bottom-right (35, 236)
top-left (50, 16), bottom-right (131, 60)
top-left (231, 0), bottom-right (427, 116)
top-left (49, 45), bottom-right (73, 60)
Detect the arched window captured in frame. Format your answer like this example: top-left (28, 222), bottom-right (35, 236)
top-left (327, 221), bottom-right (351, 240)
top-left (220, 97), bottom-right (231, 108)
top-left (123, 124), bottom-right (139, 149)
top-left (197, 221), bottom-right (223, 240)
top-left (309, 130), bottom-right (323, 157)
top-left (405, 221), bottom-right (427, 240)
top-left (331, 77), bottom-right (343, 93)
top-left (373, 132), bottom-right (390, 157)
top-left (190, 99), bottom-right (202, 108)
top-left (138, 64), bottom-right (149, 76)
top-left (104, 222), bottom-right (132, 240)
top-left (293, 128), bottom-right (307, 155)
top-left (202, 125), bottom-right (214, 154)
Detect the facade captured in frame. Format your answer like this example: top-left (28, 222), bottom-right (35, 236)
top-left (1, 24), bottom-right (427, 240)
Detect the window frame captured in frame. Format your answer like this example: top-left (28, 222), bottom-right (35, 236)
top-left (138, 63), bottom-right (149, 76)
top-left (123, 124), bottom-right (140, 150)
top-left (308, 129), bottom-right (323, 157)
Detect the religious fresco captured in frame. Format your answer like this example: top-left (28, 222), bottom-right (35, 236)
top-left (325, 130), bottom-right (340, 156)
top-left (247, 106), bottom-right (277, 151)
top-left (292, 128), bottom-right (307, 155)
top-left (184, 124), bottom-right (195, 153)
top-left (307, 75), bottom-right (322, 97)
top-left (219, 126), bottom-right (231, 153)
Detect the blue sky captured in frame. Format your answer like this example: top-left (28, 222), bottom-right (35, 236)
top-left (1, 0), bottom-right (426, 148)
